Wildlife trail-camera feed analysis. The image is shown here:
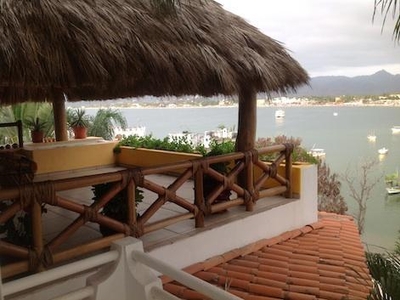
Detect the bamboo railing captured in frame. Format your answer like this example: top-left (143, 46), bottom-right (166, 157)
top-left (0, 144), bottom-right (293, 279)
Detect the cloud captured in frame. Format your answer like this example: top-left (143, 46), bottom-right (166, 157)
top-left (216, 0), bottom-right (400, 77)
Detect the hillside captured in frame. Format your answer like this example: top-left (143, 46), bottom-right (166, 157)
top-left (290, 70), bottom-right (400, 97)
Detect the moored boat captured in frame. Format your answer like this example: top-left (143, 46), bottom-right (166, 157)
top-left (367, 134), bottom-right (376, 142)
top-left (308, 148), bottom-right (325, 158)
top-left (275, 109), bottom-right (285, 119)
top-left (386, 186), bottom-right (400, 195)
top-left (378, 147), bottom-right (389, 155)
top-left (391, 126), bottom-right (400, 134)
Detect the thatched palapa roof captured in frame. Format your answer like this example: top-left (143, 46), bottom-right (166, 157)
top-left (0, 0), bottom-right (308, 105)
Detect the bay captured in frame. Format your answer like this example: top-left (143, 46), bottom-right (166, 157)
top-left (87, 105), bottom-right (400, 252)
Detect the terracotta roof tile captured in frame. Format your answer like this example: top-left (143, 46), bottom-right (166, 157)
top-left (163, 212), bottom-right (373, 299)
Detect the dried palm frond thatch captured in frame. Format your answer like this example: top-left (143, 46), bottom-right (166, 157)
top-left (0, 0), bottom-right (308, 105)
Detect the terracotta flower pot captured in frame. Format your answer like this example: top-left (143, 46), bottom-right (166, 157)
top-left (31, 130), bottom-right (44, 143)
top-left (72, 126), bottom-right (87, 139)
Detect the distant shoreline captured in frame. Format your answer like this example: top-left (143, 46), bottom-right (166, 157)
top-left (79, 103), bottom-right (400, 110)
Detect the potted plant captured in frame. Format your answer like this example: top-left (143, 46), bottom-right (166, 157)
top-left (203, 140), bottom-right (235, 203)
top-left (26, 117), bottom-right (47, 143)
top-left (0, 201), bottom-right (47, 248)
top-left (92, 183), bottom-right (144, 236)
top-left (67, 108), bottom-right (90, 139)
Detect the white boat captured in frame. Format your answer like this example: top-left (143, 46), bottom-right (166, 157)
top-left (386, 186), bottom-right (400, 195)
top-left (275, 109), bottom-right (285, 119)
top-left (391, 126), bottom-right (400, 134)
top-left (333, 112), bottom-right (338, 116)
top-left (308, 148), bottom-right (326, 158)
top-left (378, 147), bottom-right (389, 155)
top-left (367, 134), bottom-right (376, 142)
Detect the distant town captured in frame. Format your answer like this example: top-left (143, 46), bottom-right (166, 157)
top-left (69, 93), bottom-right (400, 109)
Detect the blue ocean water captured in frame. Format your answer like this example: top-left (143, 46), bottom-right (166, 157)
top-left (87, 105), bottom-right (400, 251)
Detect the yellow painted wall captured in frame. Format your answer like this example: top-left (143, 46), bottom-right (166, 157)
top-left (254, 163), bottom-right (309, 195)
top-left (21, 139), bottom-right (117, 174)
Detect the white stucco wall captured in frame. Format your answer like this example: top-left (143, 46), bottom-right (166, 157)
top-left (149, 164), bottom-right (318, 271)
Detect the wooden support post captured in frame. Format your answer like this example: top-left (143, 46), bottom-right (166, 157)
top-left (52, 90), bottom-right (68, 141)
top-left (236, 86), bottom-right (257, 209)
top-left (236, 86), bottom-right (257, 152)
top-left (16, 120), bottom-right (24, 147)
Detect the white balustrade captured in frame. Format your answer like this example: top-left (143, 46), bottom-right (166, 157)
top-left (1, 237), bottom-right (241, 300)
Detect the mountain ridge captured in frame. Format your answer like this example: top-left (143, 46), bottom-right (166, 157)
top-left (290, 70), bottom-right (400, 97)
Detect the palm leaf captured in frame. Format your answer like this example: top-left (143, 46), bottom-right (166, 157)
top-left (87, 108), bottom-right (127, 140)
top-left (366, 252), bottom-right (400, 299)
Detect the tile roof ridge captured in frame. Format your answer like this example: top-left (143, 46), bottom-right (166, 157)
top-left (318, 211), bottom-right (354, 221)
top-left (160, 220), bottom-right (325, 284)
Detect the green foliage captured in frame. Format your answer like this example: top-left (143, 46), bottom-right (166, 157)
top-left (204, 140), bottom-right (235, 174)
top-left (374, 0), bottom-right (400, 42)
top-left (385, 172), bottom-right (399, 187)
top-left (115, 135), bottom-right (234, 174)
top-left (393, 229), bottom-right (400, 256)
top-left (205, 139), bottom-right (235, 156)
top-left (88, 108), bottom-right (127, 140)
top-left (115, 134), bottom-right (205, 154)
top-left (0, 201), bottom-right (47, 248)
top-left (366, 252), bottom-right (400, 299)
top-left (67, 108), bottom-right (90, 128)
top-left (91, 183), bottom-right (144, 236)
top-left (25, 117), bottom-right (47, 132)
top-left (0, 103), bottom-right (54, 143)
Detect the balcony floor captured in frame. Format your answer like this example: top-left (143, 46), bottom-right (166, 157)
top-left (51, 174), bottom-right (292, 253)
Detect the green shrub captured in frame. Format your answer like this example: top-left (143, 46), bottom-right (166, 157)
top-left (92, 183), bottom-right (144, 236)
top-left (115, 134), bottom-right (206, 154)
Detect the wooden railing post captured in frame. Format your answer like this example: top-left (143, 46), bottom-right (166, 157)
top-left (31, 196), bottom-right (44, 272)
top-left (193, 163), bottom-right (205, 228)
top-left (284, 144), bottom-right (293, 198)
top-left (127, 177), bottom-right (136, 234)
top-left (16, 120), bottom-right (23, 148)
top-left (245, 150), bottom-right (254, 211)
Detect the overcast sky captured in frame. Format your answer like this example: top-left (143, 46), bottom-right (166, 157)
top-left (216, 0), bottom-right (400, 77)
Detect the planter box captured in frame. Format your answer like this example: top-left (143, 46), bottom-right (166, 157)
top-left (117, 147), bottom-right (305, 196)
top-left (20, 138), bottom-right (118, 175)
top-left (116, 146), bottom-right (202, 169)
